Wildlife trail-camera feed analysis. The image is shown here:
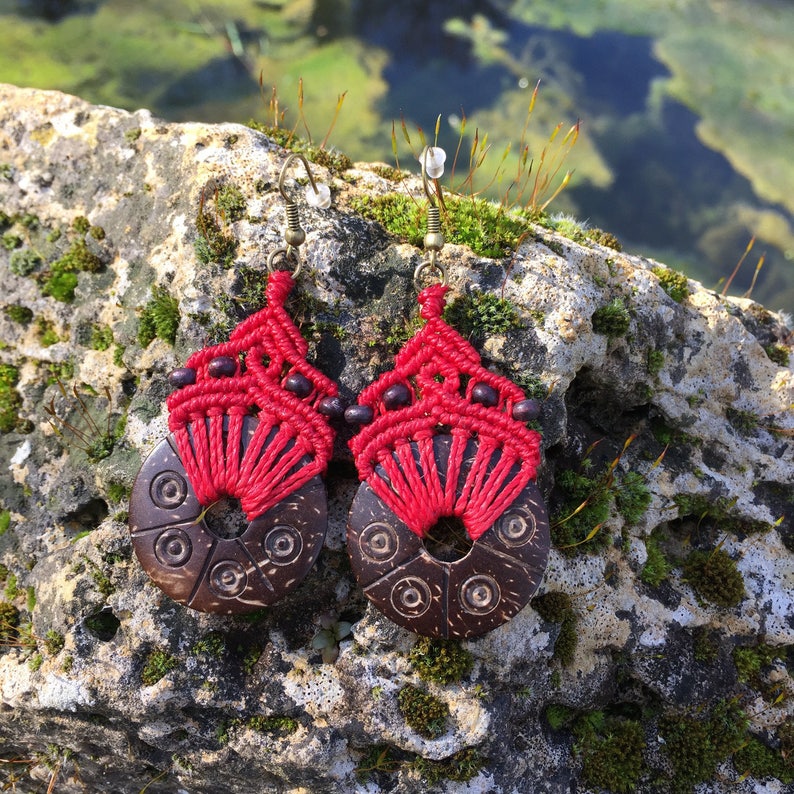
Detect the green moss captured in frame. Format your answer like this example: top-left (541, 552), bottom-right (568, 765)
top-left (673, 493), bottom-right (772, 536)
top-left (764, 344), bottom-right (790, 367)
top-left (356, 744), bottom-right (401, 780)
top-left (41, 269), bottom-right (79, 303)
top-left (732, 643), bottom-right (788, 685)
top-left (3, 573), bottom-right (17, 599)
top-left (141, 648), bottom-right (179, 686)
top-left (614, 471), bottom-right (651, 525)
top-left (36, 317), bottom-right (60, 347)
top-left (408, 637), bottom-right (474, 685)
top-left (28, 653), bottom-right (43, 671)
top-left (444, 291), bottom-right (520, 341)
top-left (586, 227), bottom-right (622, 250)
top-left (9, 248), bottom-right (43, 276)
top-left (545, 703), bottom-right (575, 730)
top-left (410, 747), bottom-right (486, 785)
top-left (726, 406), bottom-right (759, 435)
top-left (246, 124), bottom-right (353, 174)
top-left (660, 700), bottom-right (747, 793)
top-left (2, 232), bottom-right (22, 250)
top-left (692, 627), bottom-right (720, 663)
top-left (191, 632), bottom-right (226, 658)
top-left (105, 482), bottom-right (129, 504)
top-left (397, 685), bottom-right (449, 739)
top-left (551, 467), bottom-right (612, 554)
top-left (573, 712), bottom-right (645, 794)
top-left (533, 591), bottom-right (577, 664)
top-left (351, 192), bottom-right (530, 259)
top-left (734, 736), bottom-right (793, 784)
top-left (89, 225), bottom-right (105, 241)
top-left (683, 549), bottom-right (745, 608)
top-left (647, 348), bottom-right (665, 376)
top-left (89, 324), bottom-right (113, 351)
top-left (246, 715), bottom-right (299, 736)
top-left (0, 509), bottom-right (10, 536)
top-left (652, 266), bottom-right (690, 303)
top-left (83, 610), bottom-right (120, 640)
top-left (215, 184), bottom-right (247, 223)
top-left (0, 601), bottom-right (19, 643)
top-left (44, 630), bottom-right (65, 655)
top-left (0, 363), bottom-right (22, 434)
top-left (4, 304), bottom-right (33, 324)
top-left (26, 586), bottom-right (35, 611)
top-left (640, 535), bottom-right (671, 587)
top-left (592, 297), bottom-right (631, 338)
top-left (72, 216), bottom-right (91, 234)
top-left (138, 285), bottom-right (180, 347)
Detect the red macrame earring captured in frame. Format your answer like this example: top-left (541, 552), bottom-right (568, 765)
top-left (129, 155), bottom-right (339, 614)
top-left (345, 149), bottom-right (550, 638)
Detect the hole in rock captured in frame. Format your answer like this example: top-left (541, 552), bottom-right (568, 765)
top-left (204, 498), bottom-right (248, 540)
top-left (423, 515), bottom-right (472, 562)
top-left (84, 607), bottom-right (120, 641)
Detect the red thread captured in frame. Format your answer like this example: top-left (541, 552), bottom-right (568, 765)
top-left (349, 284), bottom-right (541, 541)
top-left (166, 269), bottom-right (337, 519)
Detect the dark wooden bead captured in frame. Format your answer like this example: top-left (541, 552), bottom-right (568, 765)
top-left (208, 356), bottom-right (237, 378)
top-left (318, 395), bottom-right (346, 419)
top-left (168, 367), bottom-right (196, 388)
top-left (471, 382), bottom-right (499, 407)
top-left (284, 372), bottom-right (312, 398)
top-left (512, 398), bottom-right (542, 422)
top-left (344, 404), bottom-right (374, 425)
top-left (382, 383), bottom-right (411, 410)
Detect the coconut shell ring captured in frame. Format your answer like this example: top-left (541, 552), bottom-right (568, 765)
top-left (129, 415), bottom-right (326, 614)
top-left (347, 435), bottom-right (550, 638)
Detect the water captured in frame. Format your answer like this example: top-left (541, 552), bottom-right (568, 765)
top-left (1, 0), bottom-right (792, 314)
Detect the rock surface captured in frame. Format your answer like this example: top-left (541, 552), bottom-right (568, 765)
top-left (0, 84), bottom-right (792, 793)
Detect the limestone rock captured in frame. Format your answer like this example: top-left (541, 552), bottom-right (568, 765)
top-left (0, 84), bottom-right (792, 793)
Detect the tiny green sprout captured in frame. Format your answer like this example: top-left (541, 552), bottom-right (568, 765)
top-left (311, 613), bottom-right (353, 663)
top-left (592, 298), bottom-right (631, 338)
top-left (397, 684), bottom-right (449, 739)
top-left (408, 636), bottom-right (473, 684)
top-left (138, 285), bottom-right (180, 347)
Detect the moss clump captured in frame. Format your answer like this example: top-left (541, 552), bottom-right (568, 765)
top-left (2, 232), bottom-right (22, 250)
top-left (732, 643), bottom-right (788, 685)
top-left (660, 700), bottom-right (747, 793)
top-left (652, 266), bottom-right (690, 303)
top-left (533, 591), bottom-right (577, 665)
top-left (640, 535), bottom-right (671, 587)
top-left (0, 509), bottom-right (10, 535)
top-left (734, 736), bottom-right (793, 784)
top-left (592, 298), bottom-right (631, 338)
top-left (551, 467), bottom-right (612, 554)
top-left (586, 227), bottom-right (622, 250)
top-left (410, 747), bottom-right (486, 785)
top-left (246, 715), bottom-right (299, 736)
top-left (408, 637), bottom-right (473, 685)
top-left (444, 291), bottom-right (520, 340)
top-left (647, 348), bottom-right (665, 376)
top-left (215, 183), bottom-right (247, 223)
top-left (673, 493), bottom-right (772, 535)
top-left (683, 549), bottom-right (745, 608)
top-left (72, 216), bottom-right (90, 234)
top-left (692, 627), bottom-right (720, 663)
top-left (0, 601), bottom-right (19, 643)
top-left (4, 304), bottom-right (33, 324)
top-left (0, 363), bottom-right (22, 434)
top-left (397, 685), bottom-right (449, 739)
top-left (356, 744), bottom-right (401, 781)
top-left (43, 630), bottom-right (65, 655)
top-left (138, 286), bottom-right (180, 347)
top-left (194, 211), bottom-right (238, 268)
top-left (614, 471), bottom-right (651, 525)
top-left (9, 248), bottom-right (43, 276)
top-left (140, 648), bottom-right (179, 686)
top-left (726, 406), bottom-right (759, 435)
top-left (191, 632), bottom-right (226, 659)
top-left (572, 712), bottom-right (645, 793)
top-left (89, 324), bottom-right (113, 351)
top-left (36, 317), bottom-right (60, 347)
top-left (764, 344), bottom-right (790, 367)
top-left (351, 192), bottom-right (530, 259)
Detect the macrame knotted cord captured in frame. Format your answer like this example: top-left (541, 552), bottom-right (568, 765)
top-left (166, 269), bottom-right (337, 520)
top-left (350, 283), bottom-right (541, 541)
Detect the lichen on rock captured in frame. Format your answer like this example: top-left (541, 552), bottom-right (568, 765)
top-left (0, 83), bottom-right (792, 793)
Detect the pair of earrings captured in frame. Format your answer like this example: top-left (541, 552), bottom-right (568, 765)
top-left (129, 152), bottom-right (549, 639)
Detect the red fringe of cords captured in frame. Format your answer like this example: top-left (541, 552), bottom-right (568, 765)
top-left (166, 269), bottom-right (337, 520)
top-left (350, 284), bottom-right (541, 541)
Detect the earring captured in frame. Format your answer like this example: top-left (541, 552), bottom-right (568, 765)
top-left (345, 149), bottom-right (550, 638)
top-left (129, 154), bottom-right (339, 614)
